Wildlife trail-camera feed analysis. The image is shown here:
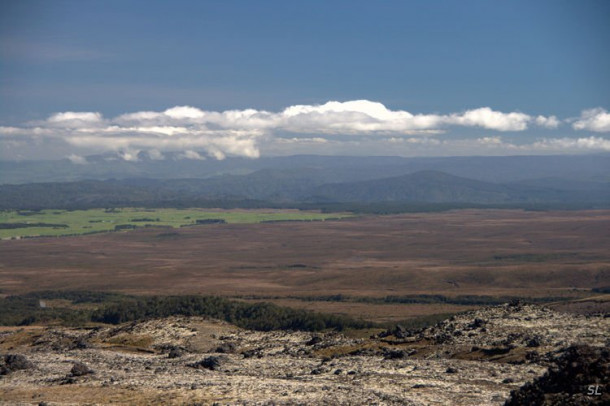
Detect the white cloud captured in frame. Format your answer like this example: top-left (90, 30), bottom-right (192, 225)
top-left (535, 115), bottom-right (560, 129)
top-left (1, 101), bottom-right (607, 160)
top-left (531, 136), bottom-right (610, 151)
top-left (447, 108), bottom-right (531, 131)
top-left (111, 101), bottom-right (558, 136)
top-left (277, 102), bottom-right (551, 133)
top-left (572, 108), bottom-right (610, 132)
top-left (48, 112), bottom-right (102, 123)
top-left (46, 112), bottom-right (104, 128)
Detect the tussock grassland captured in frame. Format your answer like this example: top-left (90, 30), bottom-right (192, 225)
top-left (1, 210), bottom-right (608, 321)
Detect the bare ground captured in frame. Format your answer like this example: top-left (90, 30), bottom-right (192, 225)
top-left (0, 303), bottom-right (608, 405)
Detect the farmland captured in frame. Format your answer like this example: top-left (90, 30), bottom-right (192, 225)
top-left (0, 208), bottom-right (350, 239)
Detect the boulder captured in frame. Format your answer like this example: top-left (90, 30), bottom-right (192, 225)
top-left (188, 356), bottom-right (225, 371)
top-left (1, 354), bottom-right (34, 375)
top-left (71, 362), bottom-right (94, 377)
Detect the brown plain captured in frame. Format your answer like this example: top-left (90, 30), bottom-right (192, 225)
top-left (1, 209), bottom-right (609, 320)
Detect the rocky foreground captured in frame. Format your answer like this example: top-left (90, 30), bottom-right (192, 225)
top-left (0, 302), bottom-right (608, 405)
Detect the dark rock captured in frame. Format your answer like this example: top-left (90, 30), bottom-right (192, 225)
top-left (168, 347), bottom-right (184, 359)
top-left (508, 299), bottom-right (523, 308)
top-left (71, 362), bottom-right (94, 376)
top-left (502, 333), bottom-right (522, 346)
top-left (377, 330), bottom-right (390, 338)
top-left (384, 349), bottom-right (409, 359)
top-left (469, 318), bottom-right (486, 329)
top-left (310, 367), bottom-right (324, 375)
top-left (306, 336), bottom-right (323, 346)
top-left (1, 354), bottom-right (34, 374)
top-left (188, 356), bottom-right (225, 371)
top-left (446, 367), bottom-right (458, 374)
top-left (241, 349), bottom-right (262, 359)
top-left (503, 378), bottom-right (515, 384)
top-left (434, 333), bottom-right (453, 344)
top-left (505, 345), bottom-right (610, 405)
top-left (334, 369), bottom-right (343, 375)
top-left (526, 351), bottom-right (541, 363)
top-left (378, 324), bottom-right (413, 339)
top-left (74, 338), bottom-right (91, 349)
top-left (215, 342), bottom-right (237, 353)
top-left (526, 336), bottom-right (542, 348)
top-left (394, 324), bottom-right (408, 339)
top-left (61, 377), bottom-right (77, 385)
top-left (5, 354), bottom-right (35, 370)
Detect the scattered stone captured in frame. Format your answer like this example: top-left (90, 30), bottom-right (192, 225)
top-left (71, 362), bottom-right (94, 377)
top-left (0, 305), bottom-right (606, 404)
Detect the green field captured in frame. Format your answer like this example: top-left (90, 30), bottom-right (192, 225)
top-left (0, 208), bottom-right (351, 239)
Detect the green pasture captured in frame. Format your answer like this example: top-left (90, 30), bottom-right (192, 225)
top-left (0, 208), bottom-right (351, 239)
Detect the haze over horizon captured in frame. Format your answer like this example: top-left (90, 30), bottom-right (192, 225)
top-left (1, 0), bottom-right (609, 161)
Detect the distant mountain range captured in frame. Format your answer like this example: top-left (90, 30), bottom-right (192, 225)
top-left (2, 153), bottom-right (609, 185)
top-left (0, 154), bottom-right (608, 210)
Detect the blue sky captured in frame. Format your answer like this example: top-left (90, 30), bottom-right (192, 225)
top-left (1, 0), bottom-right (609, 160)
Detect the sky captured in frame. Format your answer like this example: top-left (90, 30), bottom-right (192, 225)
top-left (1, 0), bottom-right (609, 161)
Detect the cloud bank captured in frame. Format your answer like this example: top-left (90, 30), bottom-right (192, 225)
top-left (0, 100), bottom-right (608, 160)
